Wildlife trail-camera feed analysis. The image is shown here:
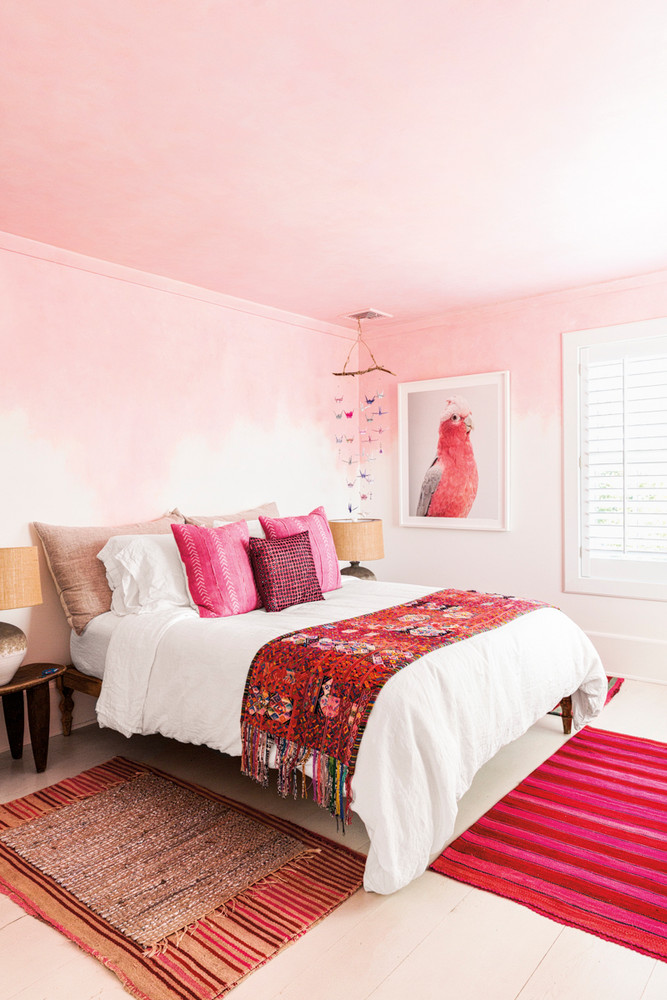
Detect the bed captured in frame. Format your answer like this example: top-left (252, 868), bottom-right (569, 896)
top-left (34, 506), bottom-right (607, 896)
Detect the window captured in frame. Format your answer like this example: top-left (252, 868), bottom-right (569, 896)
top-left (563, 319), bottom-right (667, 602)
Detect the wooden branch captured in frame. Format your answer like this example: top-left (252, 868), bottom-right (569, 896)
top-left (332, 364), bottom-right (396, 377)
top-left (332, 319), bottom-right (395, 378)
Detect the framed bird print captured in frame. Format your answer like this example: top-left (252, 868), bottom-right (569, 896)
top-left (398, 371), bottom-right (510, 531)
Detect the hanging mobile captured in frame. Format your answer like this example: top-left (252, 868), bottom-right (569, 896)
top-left (332, 314), bottom-right (395, 378)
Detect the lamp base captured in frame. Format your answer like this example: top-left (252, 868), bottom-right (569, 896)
top-left (341, 562), bottom-right (376, 581)
top-left (0, 622), bottom-right (28, 687)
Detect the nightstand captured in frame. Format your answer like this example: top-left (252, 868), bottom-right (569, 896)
top-left (0, 662), bottom-right (65, 772)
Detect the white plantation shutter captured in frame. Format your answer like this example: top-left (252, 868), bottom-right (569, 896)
top-left (578, 334), bottom-right (667, 592)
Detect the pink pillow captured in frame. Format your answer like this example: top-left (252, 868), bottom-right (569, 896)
top-left (259, 506), bottom-right (342, 593)
top-left (249, 532), bottom-right (324, 613)
top-left (171, 522), bottom-right (260, 618)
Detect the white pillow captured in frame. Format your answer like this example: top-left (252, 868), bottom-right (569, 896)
top-left (97, 535), bottom-right (143, 615)
top-left (97, 534), bottom-right (192, 614)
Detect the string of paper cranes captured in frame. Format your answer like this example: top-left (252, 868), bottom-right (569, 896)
top-left (332, 310), bottom-right (393, 518)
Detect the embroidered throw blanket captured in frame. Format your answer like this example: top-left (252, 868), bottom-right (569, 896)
top-left (241, 589), bottom-right (548, 825)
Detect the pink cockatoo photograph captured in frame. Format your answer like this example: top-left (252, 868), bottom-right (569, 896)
top-left (399, 371), bottom-right (509, 530)
top-left (416, 395), bottom-right (479, 517)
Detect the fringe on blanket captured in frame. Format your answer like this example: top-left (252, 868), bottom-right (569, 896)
top-left (241, 721), bottom-right (353, 827)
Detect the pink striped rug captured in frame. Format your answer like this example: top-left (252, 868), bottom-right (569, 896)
top-left (430, 727), bottom-right (667, 961)
top-left (0, 757), bottom-right (365, 999)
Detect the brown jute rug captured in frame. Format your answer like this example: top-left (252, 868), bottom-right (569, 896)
top-left (0, 757), bottom-right (365, 1000)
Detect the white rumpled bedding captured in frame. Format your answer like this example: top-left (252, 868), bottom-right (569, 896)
top-left (89, 578), bottom-right (607, 894)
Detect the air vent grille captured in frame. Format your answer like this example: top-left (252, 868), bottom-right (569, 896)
top-left (342, 308), bottom-right (393, 322)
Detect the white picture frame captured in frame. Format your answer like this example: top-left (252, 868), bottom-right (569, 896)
top-left (398, 371), bottom-right (510, 531)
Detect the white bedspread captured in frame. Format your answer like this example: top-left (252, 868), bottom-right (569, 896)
top-left (94, 579), bottom-right (607, 894)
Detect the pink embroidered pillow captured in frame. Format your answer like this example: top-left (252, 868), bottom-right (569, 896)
top-left (171, 521), bottom-right (260, 618)
top-left (259, 506), bottom-right (342, 593)
top-left (249, 532), bottom-right (324, 613)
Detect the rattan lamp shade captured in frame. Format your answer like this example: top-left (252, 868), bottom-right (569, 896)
top-left (0, 547), bottom-right (43, 686)
top-left (0, 547), bottom-right (43, 610)
top-left (328, 519), bottom-right (384, 580)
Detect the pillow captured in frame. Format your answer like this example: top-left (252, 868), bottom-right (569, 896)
top-left (183, 501), bottom-right (279, 528)
top-left (213, 518), bottom-right (266, 538)
top-left (96, 535), bottom-right (141, 615)
top-left (248, 532), bottom-right (324, 613)
top-left (97, 534), bottom-right (192, 615)
top-left (33, 514), bottom-right (185, 634)
top-left (172, 521), bottom-right (261, 618)
top-left (259, 506), bottom-right (342, 593)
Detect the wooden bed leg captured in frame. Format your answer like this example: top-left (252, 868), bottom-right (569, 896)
top-left (560, 695), bottom-right (573, 735)
top-left (56, 676), bottom-right (74, 737)
top-left (54, 666), bottom-right (102, 737)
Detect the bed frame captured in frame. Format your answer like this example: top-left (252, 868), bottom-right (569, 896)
top-left (55, 664), bottom-right (575, 737)
top-left (56, 666), bottom-right (102, 737)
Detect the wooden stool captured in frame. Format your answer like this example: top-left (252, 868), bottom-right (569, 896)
top-left (0, 662), bottom-right (65, 772)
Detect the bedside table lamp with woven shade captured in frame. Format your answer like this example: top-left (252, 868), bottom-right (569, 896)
top-left (0, 547), bottom-right (43, 686)
top-left (328, 518), bottom-right (384, 581)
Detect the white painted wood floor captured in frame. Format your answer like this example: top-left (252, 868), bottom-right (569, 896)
top-left (1, 679), bottom-right (667, 1000)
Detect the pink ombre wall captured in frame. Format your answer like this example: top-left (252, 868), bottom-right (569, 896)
top-left (2, 230), bottom-right (666, 761)
top-left (0, 232), bottom-right (352, 750)
top-left (365, 274), bottom-right (667, 684)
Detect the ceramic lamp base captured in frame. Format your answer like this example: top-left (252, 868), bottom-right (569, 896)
top-left (0, 622), bottom-right (28, 686)
top-left (341, 562), bottom-right (376, 581)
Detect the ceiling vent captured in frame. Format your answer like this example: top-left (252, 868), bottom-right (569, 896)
top-left (342, 308), bottom-right (393, 322)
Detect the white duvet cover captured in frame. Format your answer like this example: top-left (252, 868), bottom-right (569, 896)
top-left (92, 578), bottom-right (607, 894)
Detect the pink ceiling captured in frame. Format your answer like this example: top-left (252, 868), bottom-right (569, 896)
top-left (3, 0), bottom-right (667, 326)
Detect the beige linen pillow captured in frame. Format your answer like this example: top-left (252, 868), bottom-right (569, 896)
top-left (33, 513), bottom-right (185, 634)
top-left (182, 501), bottom-right (279, 528)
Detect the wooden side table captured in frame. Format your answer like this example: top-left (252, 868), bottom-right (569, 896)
top-left (0, 662), bottom-right (65, 773)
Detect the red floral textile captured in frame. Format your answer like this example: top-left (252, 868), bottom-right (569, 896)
top-left (241, 589), bottom-right (549, 825)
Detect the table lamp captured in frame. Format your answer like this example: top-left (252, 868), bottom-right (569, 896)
top-left (328, 518), bottom-right (384, 580)
top-left (0, 547), bottom-right (43, 686)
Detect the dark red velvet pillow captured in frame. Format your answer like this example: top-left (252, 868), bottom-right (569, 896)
top-left (249, 532), bottom-right (324, 613)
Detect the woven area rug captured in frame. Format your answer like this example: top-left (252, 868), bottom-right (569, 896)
top-left (431, 727), bottom-right (667, 962)
top-left (0, 757), bottom-right (365, 999)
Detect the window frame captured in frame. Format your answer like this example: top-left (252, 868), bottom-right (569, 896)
top-left (563, 318), bottom-right (667, 603)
